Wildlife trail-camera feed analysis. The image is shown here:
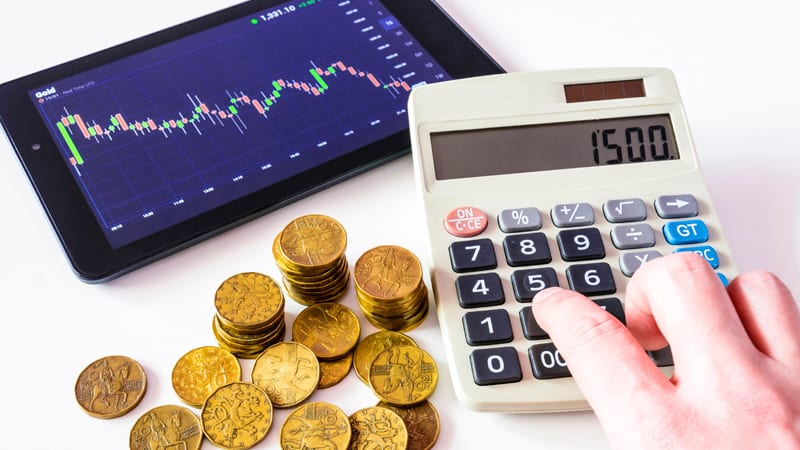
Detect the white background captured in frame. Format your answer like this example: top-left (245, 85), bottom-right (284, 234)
top-left (0, 1), bottom-right (798, 448)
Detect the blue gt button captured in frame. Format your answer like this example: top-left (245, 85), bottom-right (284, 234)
top-left (674, 245), bottom-right (719, 268)
top-left (663, 219), bottom-right (709, 245)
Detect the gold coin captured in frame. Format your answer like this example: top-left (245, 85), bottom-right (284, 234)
top-left (353, 331), bottom-right (417, 384)
top-left (369, 345), bottom-right (438, 407)
top-left (280, 402), bottom-right (351, 449)
top-left (292, 302), bottom-right (360, 361)
top-left (277, 215), bottom-right (347, 269)
top-left (376, 401), bottom-right (441, 450)
top-left (251, 341), bottom-right (320, 408)
top-left (318, 351), bottom-right (353, 389)
top-left (349, 406), bottom-right (408, 450)
top-left (171, 346), bottom-right (242, 408)
top-left (201, 382), bottom-right (273, 449)
top-left (214, 272), bottom-right (284, 331)
top-left (354, 245), bottom-right (423, 301)
top-left (129, 404), bottom-right (203, 450)
top-left (75, 355), bottom-right (147, 419)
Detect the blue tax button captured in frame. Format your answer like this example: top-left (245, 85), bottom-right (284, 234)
top-left (674, 245), bottom-right (719, 268)
top-left (663, 219), bottom-right (709, 245)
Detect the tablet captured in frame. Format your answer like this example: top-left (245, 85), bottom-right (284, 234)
top-left (0, 0), bottom-right (502, 282)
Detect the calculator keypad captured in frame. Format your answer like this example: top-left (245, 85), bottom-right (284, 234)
top-left (452, 194), bottom-right (728, 386)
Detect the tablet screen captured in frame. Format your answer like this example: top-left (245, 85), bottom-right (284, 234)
top-left (29, 0), bottom-right (451, 249)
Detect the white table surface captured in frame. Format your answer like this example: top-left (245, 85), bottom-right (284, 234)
top-left (1, 1), bottom-right (798, 448)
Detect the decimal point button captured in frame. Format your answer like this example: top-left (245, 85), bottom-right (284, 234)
top-left (444, 206), bottom-right (489, 237)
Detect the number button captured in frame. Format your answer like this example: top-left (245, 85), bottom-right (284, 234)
top-left (594, 298), bottom-right (626, 325)
top-left (557, 227), bottom-right (605, 261)
top-left (529, 342), bottom-right (570, 379)
top-left (503, 232), bottom-right (551, 266)
top-left (449, 238), bottom-right (497, 273)
top-left (551, 202), bottom-right (594, 227)
top-left (566, 262), bottom-right (616, 295)
top-left (511, 267), bottom-right (559, 302)
top-left (470, 347), bottom-right (523, 386)
top-left (463, 309), bottom-right (513, 346)
top-left (456, 273), bottom-right (505, 308)
top-left (519, 306), bottom-right (547, 340)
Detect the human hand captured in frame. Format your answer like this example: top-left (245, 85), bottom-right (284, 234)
top-left (531, 252), bottom-right (800, 449)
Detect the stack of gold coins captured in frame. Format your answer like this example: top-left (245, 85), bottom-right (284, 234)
top-left (354, 245), bottom-right (429, 331)
top-left (212, 272), bottom-right (286, 359)
top-left (273, 214), bottom-right (350, 305)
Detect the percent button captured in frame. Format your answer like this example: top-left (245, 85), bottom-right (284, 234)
top-left (444, 206), bottom-right (489, 238)
top-left (498, 207), bottom-right (542, 233)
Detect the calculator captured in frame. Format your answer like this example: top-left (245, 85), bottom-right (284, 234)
top-left (408, 68), bottom-right (736, 412)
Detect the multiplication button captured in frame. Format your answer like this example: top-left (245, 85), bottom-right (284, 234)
top-left (470, 347), bottom-right (522, 386)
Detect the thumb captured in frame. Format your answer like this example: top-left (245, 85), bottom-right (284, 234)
top-left (532, 287), bottom-right (671, 416)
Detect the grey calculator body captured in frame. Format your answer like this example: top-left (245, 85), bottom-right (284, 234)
top-left (408, 68), bottom-right (736, 412)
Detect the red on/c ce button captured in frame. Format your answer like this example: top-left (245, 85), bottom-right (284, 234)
top-left (444, 206), bottom-right (489, 237)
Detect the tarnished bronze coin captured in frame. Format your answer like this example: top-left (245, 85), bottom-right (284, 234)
top-left (276, 215), bottom-right (347, 269)
top-left (201, 382), bottom-right (273, 449)
top-left (171, 346), bottom-right (242, 408)
top-left (292, 302), bottom-right (360, 361)
top-left (214, 272), bottom-right (284, 331)
top-left (354, 245), bottom-right (423, 300)
top-left (280, 402), bottom-right (351, 450)
top-left (75, 355), bottom-right (147, 419)
top-left (251, 341), bottom-right (320, 408)
top-left (318, 351), bottom-right (353, 389)
top-left (129, 404), bottom-right (203, 450)
top-left (353, 331), bottom-right (417, 384)
top-left (349, 406), bottom-right (408, 450)
top-left (377, 401), bottom-right (441, 450)
top-left (369, 345), bottom-right (438, 407)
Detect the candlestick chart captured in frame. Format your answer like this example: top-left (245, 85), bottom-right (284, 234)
top-left (32, 0), bottom-right (450, 248)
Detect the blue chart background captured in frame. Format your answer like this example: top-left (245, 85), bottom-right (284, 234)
top-left (34, 0), bottom-right (449, 248)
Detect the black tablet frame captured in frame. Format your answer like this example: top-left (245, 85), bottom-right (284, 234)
top-left (0, 0), bottom-right (502, 282)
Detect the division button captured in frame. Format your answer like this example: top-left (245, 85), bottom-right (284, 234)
top-left (611, 224), bottom-right (656, 249)
top-left (444, 206), bottom-right (489, 237)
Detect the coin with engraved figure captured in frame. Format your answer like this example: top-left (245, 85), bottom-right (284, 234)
top-left (353, 331), bottom-right (417, 384)
top-left (292, 302), bottom-right (360, 361)
top-left (277, 215), bottom-right (347, 269)
top-left (354, 245), bottom-right (423, 300)
top-left (280, 402), bottom-right (351, 450)
top-left (251, 341), bottom-right (320, 408)
top-left (376, 400), bottom-right (441, 450)
top-left (201, 382), bottom-right (273, 449)
top-left (75, 355), bottom-right (147, 419)
top-left (348, 406), bottom-right (408, 450)
top-left (214, 272), bottom-right (284, 330)
top-left (171, 346), bottom-right (242, 408)
top-left (129, 404), bottom-right (203, 450)
top-left (369, 345), bottom-right (438, 407)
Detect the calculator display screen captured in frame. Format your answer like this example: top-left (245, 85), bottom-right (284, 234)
top-left (430, 114), bottom-right (679, 180)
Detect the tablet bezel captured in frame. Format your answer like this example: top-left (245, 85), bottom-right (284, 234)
top-left (0, 0), bottom-right (503, 282)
